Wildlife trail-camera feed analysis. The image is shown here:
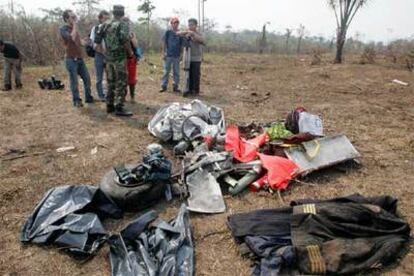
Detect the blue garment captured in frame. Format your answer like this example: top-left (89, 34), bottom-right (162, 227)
top-left (94, 52), bottom-right (106, 99)
top-left (161, 57), bottom-right (180, 89)
top-left (163, 30), bottom-right (183, 58)
top-left (65, 58), bottom-right (93, 105)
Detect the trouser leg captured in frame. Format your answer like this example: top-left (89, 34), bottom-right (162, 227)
top-left (189, 62), bottom-right (195, 93)
top-left (113, 59), bottom-right (127, 107)
top-left (78, 59), bottom-right (93, 102)
top-left (129, 85), bottom-right (135, 98)
top-left (65, 58), bottom-right (81, 104)
top-left (3, 59), bottom-right (12, 88)
top-left (95, 53), bottom-right (105, 99)
top-left (11, 59), bottom-right (22, 87)
top-left (193, 62), bottom-right (201, 94)
top-left (172, 57), bottom-right (180, 89)
top-left (161, 57), bottom-right (172, 89)
top-left (106, 63), bottom-right (115, 106)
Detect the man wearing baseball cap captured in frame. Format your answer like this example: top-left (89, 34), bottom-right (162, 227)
top-left (159, 17), bottom-right (184, 93)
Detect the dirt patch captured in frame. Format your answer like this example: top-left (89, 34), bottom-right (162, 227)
top-left (0, 53), bottom-right (413, 275)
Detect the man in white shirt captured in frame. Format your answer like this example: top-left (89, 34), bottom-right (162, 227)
top-left (90, 10), bottom-right (110, 102)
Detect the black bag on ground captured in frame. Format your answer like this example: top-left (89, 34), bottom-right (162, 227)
top-left (20, 185), bottom-right (123, 258)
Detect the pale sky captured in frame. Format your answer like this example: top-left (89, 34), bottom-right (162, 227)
top-left (1, 0), bottom-right (413, 42)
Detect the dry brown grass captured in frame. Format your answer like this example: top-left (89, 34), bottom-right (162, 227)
top-left (1, 53), bottom-right (413, 275)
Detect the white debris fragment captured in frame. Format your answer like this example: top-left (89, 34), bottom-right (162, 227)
top-left (392, 79), bottom-right (408, 86)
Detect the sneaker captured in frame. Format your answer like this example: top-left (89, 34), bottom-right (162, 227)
top-left (16, 83), bottom-right (23, 89)
top-left (74, 101), bottom-right (84, 108)
top-left (159, 87), bottom-right (167, 93)
top-left (115, 105), bottom-right (133, 117)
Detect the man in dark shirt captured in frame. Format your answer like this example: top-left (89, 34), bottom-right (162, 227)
top-left (159, 17), bottom-right (184, 93)
top-left (60, 10), bottom-right (94, 107)
top-left (0, 40), bottom-right (23, 91)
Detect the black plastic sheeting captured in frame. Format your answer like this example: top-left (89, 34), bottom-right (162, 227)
top-left (109, 204), bottom-right (194, 276)
top-left (20, 185), bottom-right (123, 257)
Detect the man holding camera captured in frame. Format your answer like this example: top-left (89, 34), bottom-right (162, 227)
top-left (60, 10), bottom-right (94, 107)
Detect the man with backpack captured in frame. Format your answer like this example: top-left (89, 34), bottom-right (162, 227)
top-left (89, 10), bottom-right (110, 102)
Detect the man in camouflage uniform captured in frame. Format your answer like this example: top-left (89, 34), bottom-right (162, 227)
top-left (99, 5), bottom-right (133, 116)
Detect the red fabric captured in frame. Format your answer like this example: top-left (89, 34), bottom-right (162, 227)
top-left (249, 175), bottom-right (268, 192)
top-left (127, 58), bottom-right (138, 85)
top-left (258, 154), bottom-right (298, 191)
top-left (225, 125), bottom-right (268, 163)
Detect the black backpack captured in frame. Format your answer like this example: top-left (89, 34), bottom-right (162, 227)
top-left (86, 26), bottom-right (98, 58)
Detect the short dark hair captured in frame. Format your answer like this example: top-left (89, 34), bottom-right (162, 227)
top-left (62, 9), bottom-right (73, 22)
top-left (188, 18), bottom-right (198, 25)
top-left (98, 10), bottom-right (110, 19)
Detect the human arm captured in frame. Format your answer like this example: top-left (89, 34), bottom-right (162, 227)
top-left (130, 32), bottom-right (138, 49)
top-left (69, 17), bottom-right (79, 42)
top-left (177, 31), bottom-right (205, 44)
top-left (161, 32), bottom-right (167, 60)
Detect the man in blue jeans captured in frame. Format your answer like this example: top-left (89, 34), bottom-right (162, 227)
top-left (159, 17), bottom-right (183, 93)
top-left (90, 10), bottom-right (110, 102)
top-left (60, 9), bottom-right (94, 107)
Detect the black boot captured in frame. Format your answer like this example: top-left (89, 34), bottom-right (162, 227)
top-left (129, 85), bottom-right (135, 102)
top-left (115, 105), bottom-right (133, 117)
top-left (107, 104), bottom-right (115, 113)
top-left (2, 84), bottom-right (12, 91)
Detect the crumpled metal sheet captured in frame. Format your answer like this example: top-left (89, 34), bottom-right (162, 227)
top-left (183, 150), bottom-right (233, 214)
top-left (284, 134), bottom-right (361, 176)
top-left (148, 100), bottom-right (225, 142)
top-left (20, 185), bottom-right (123, 257)
top-left (109, 204), bottom-right (194, 276)
top-left (186, 169), bottom-right (226, 214)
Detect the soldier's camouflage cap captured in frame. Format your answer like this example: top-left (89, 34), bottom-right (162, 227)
top-left (113, 5), bottom-right (125, 13)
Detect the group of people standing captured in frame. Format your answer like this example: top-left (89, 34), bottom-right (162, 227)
top-left (60, 5), bottom-right (137, 116)
top-left (160, 16), bottom-right (204, 97)
top-left (0, 4), bottom-right (204, 117)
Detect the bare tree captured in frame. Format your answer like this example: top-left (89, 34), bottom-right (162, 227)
top-left (259, 22), bottom-right (270, 54)
top-left (328, 0), bottom-right (369, 63)
top-left (138, 0), bottom-right (156, 50)
top-left (285, 28), bottom-right (293, 54)
top-left (296, 24), bottom-right (306, 54)
top-left (72, 0), bottom-right (101, 19)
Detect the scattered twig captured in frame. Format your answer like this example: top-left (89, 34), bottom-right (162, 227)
top-left (351, 84), bottom-right (363, 91)
top-left (277, 190), bottom-right (285, 204)
top-left (2, 151), bottom-right (47, 162)
top-left (197, 230), bottom-right (228, 241)
top-left (294, 179), bottom-right (317, 187)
